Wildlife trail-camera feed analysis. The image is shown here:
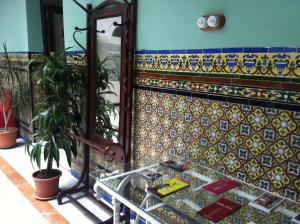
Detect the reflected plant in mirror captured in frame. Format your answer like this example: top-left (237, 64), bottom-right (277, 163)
top-left (95, 16), bottom-right (122, 143)
top-left (95, 55), bottom-right (119, 141)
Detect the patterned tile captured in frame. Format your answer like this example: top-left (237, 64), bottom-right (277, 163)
top-left (132, 88), bottom-right (300, 202)
top-left (135, 76), bottom-right (300, 105)
top-left (0, 51), bottom-right (86, 65)
top-left (135, 48), bottom-right (300, 78)
top-left (0, 51), bottom-right (31, 63)
top-left (66, 51), bottom-right (86, 65)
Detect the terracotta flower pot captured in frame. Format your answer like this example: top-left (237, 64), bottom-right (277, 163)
top-left (32, 169), bottom-right (62, 201)
top-left (0, 127), bottom-right (18, 148)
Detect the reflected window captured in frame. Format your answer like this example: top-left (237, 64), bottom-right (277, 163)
top-left (95, 16), bottom-right (121, 142)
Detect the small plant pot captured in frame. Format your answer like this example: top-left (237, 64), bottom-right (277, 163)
top-left (32, 169), bottom-right (62, 201)
top-left (0, 127), bottom-right (18, 149)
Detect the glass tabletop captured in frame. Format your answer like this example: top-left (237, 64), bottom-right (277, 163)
top-left (90, 156), bottom-right (300, 224)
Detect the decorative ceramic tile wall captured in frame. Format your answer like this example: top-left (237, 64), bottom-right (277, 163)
top-left (135, 47), bottom-right (300, 79)
top-left (0, 51), bottom-right (85, 65)
top-left (133, 48), bottom-right (300, 203)
top-left (66, 51), bottom-right (86, 65)
top-left (0, 51), bottom-right (30, 63)
top-left (132, 87), bottom-right (300, 202)
top-left (135, 76), bottom-right (300, 105)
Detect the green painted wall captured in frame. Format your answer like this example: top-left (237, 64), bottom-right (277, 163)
top-left (90, 0), bottom-right (103, 6)
top-left (1, 0), bottom-right (300, 52)
top-left (136, 0), bottom-right (300, 50)
top-left (26, 0), bottom-right (43, 52)
top-left (63, 0), bottom-right (300, 51)
top-left (0, 0), bottom-right (28, 51)
top-left (63, 0), bottom-right (91, 51)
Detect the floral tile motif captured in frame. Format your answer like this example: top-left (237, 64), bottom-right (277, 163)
top-left (66, 51), bottom-right (86, 65)
top-left (132, 89), bottom-right (300, 202)
top-left (135, 76), bottom-right (300, 105)
top-left (244, 159), bottom-right (264, 180)
top-left (0, 52), bottom-right (31, 64)
top-left (135, 48), bottom-right (300, 78)
top-left (0, 51), bottom-right (86, 65)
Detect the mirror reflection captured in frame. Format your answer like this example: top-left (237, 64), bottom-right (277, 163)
top-left (95, 16), bottom-right (121, 142)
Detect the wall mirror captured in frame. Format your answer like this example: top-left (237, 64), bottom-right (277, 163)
top-left (95, 16), bottom-right (121, 142)
top-left (87, 0), bottom-right (136, 160)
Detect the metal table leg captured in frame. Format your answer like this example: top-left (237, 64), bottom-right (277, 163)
top-left (113, 198), bottom-right (121, 224)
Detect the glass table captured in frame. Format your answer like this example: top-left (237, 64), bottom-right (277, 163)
top-left (90, 156), bottom-right (300, 224)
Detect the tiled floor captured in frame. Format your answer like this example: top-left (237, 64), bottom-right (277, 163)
top-left (0, 139), bottom-right (111, 224)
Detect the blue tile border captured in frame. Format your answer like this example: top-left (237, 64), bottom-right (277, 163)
top-left (145, 50), bottom-right (158, 54)
top-left (0, 50), bottom-right (84, 55)
top-left (71, 169), bottom-right (81, 180)
top-left (203, 48), bottom-right (222, 54)
top-left (136, 50), bottom-right (145, 54)
top-left (67, 50), bottom-right (85, 54)
top-left (244, 47), bottom-right (268, 53)
top-left (222, 48), bottom-right (244, 53)
top-left (2, 47), bottom-right (298, 56)
top-left (0, 51), bottom-right (43, 54)
top-left (170, 49), bottom-right (186, 54)
top-left (269, 47), bottom-right (296, 53)
top-left (186, 49), bottom-right (203, 54)
top-left (135, 47), bottom-right (299, 55)
top-left (2, 47), bottom-right (299, 55)
top-left (157, 50), bottom-right (171, 54)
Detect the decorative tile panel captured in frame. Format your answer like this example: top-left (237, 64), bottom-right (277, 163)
top-left (135, 76), bottom-right (300, 105)
top-left (0, 51), bottom-right (86, 65)
top-left (66, 51), bottom-right (86, 65)
top-left (135, 47), bottom-right (300, 78)
top-left (0, 51), bottom-right (31, 63)
top-left (132, 88), bottom-right (300, 202)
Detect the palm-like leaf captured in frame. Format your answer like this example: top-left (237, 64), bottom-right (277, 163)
top-left (95, 56), bottom-right (119, 140)
top-left (0, 43), bottom-right (29, 130)
top-left (26, 51), bottom-right (84, 177)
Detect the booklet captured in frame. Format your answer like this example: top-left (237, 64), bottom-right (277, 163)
top-left (292, 214), bottom-right (300, 224)
top-left (198, 198), bottom-right (241, 223)
top-left (140, 169), bottom-right (163, 180)
top-left (159, 160), bottom-right (189, 172)
top-left (202, 178), bottom-right (241, 195)
top-left (147, 177), bottom-right (190, 198)
top-left (248, 192), bottom-right (284, 213)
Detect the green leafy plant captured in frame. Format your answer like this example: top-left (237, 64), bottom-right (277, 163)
top-left (95, 56), bottom-right (119, 140)
top-left (0, 43), bottom-right (29, 131)
top-left (26, 51), bottom-right (84, 178)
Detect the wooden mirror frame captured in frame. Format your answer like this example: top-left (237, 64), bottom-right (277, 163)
top-left (87, 0), bottom-right (136, 162)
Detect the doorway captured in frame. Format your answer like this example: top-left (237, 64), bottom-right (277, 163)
top-left (40, 0), bottom-right (65, 54)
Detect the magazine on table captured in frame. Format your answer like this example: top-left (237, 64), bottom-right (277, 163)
top-left (159, 160), bottom-right (189, 172)
top-left (248, 192), bottom-right (284, 213)
top-left (139, 169), bottom-right (163, 180)
top-left (202, 178), bottom-right (241, 195)
top-left (147, 177), bottom-right (190, 198)
top-left (198, 198), bottom-right (241, 223)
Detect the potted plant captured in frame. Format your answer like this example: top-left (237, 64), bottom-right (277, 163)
top-left (0, 43), bottom-right (29, 148)
top-left (26, 51), bottom-right (84, 200)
